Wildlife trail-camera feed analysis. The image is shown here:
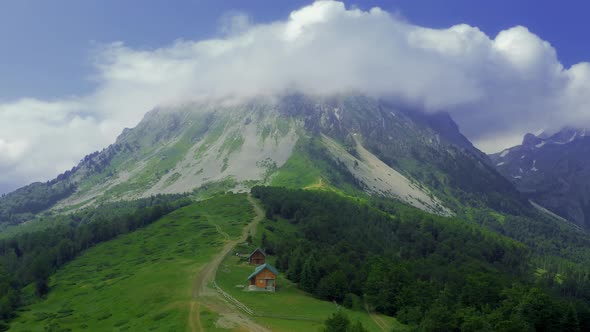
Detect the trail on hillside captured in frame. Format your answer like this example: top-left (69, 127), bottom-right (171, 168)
top-left (365, 301), bottom-right (387, 332)
top-left (189, 194), bottom-right (268, 332)
top-left (214, 224), bottom-right (231, 241)
top-left (189, 301), bottom-right (203, 332)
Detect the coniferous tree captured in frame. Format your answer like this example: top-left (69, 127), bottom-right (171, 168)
top-left (562, 303), bottom-right (581, 332)
top-left (300, 256), bottom-right (319, 293)
top-left (347, 321), bottom-right (368, 332)
top-left (323, 311), bottom-right (350, 332)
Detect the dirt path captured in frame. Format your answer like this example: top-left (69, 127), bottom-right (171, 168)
top-left (365, 301), bottom-right (387, 332)
top-left (214, 224), bottom-right (231, 241)
top-left (189, 194), bottom-right (268, 332)
top-left (189, 301), bottom-right (203, 332)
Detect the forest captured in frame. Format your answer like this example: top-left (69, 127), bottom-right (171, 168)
top-left (1, 184), bottom-right (589, 331)
top-left (0, 194), bottom-right (191, 329)
top-left (0, 181), bottom-right (76, 225)
top-left (252, 186), bottom-right (589, 331)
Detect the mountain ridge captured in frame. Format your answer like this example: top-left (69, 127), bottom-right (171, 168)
top-left (490, 127), bottom-right (590, 228)
top-left (0, 93), bottom-right (527, 225)
top-left (4, 96), bottom-right (590, 331)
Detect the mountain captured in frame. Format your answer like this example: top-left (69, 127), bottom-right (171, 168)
top-left (490, 127), bottom-right (590, 228)
top-left (0, 93), bottom-right (526, 225)
top-left (4, 95), bottom-right (590, 331)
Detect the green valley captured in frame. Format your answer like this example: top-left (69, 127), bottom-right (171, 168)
top-left (5, 192), bottom-right (397, 331)
top-left (216, 254), bottom-right (403, 331)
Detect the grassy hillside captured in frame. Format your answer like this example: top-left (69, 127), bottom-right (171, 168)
top-left (270, 137), bottom-right (363, 195)
top-left (8, 192), bottom-right (395, 332)
top-left (216, 254), bottom-right (405, 331)
top-left (10, 194), bottom-right (253, 331)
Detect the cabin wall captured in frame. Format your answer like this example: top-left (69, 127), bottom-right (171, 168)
top-left (253, 269), bottom-right (276, 288)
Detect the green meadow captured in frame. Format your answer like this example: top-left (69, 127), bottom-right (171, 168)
top-left (216, 254), bottom-right (406, 332)
top-left (9, 191), bottom-right (405, 331)
top-left (214, 216), bottom-right (407, 332)
top-left (10, 194), bottom-right (252, 332)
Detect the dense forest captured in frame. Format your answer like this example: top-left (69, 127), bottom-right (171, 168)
top-left (0, 194), bottom-right (191, 329)
top-left (0, 181), bottom-right (76, 225)
top-left (252, 186), bottom-right (590, 331)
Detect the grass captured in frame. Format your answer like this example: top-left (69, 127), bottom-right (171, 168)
top-left (10, 193), bottom-right (253, 332)
top-left (216, 255), bottom-right (406, 332)
top-left (270, 143), bottom-right (323, 189)
top-left (198, 308), bottom-right (227, 331)
top-left (215, 214), bottom-right (407, 332)
top-left (256, 114), bottom-right (295, 145)
top-left (76, 152), bottom-right (131, 194)
top-left (0, 217), bottom-right (68, 240)
top-left (164, 172), bottom-right (182, 187)
top-left (260, 124), bottom-right (272, 143)
top-left (103, 136), bottom-right (193, 198)
top-left (274, 117), bottom-right (292, 141)
top-left (93, 114), bottom-right (215, 200)
top-left (270, 138), bottom-right (369, 201)
top-left (192, 177), bottom-right (239, 200)
top-left (6, 191), bottom-right (401, 331)
top-left (218, 132), bottom-right (245, 158)
top-left (194, 118), bottom-right (228, 161)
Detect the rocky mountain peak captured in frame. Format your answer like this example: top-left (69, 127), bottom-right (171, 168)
top-left (1, 93), bottom-right (526, 225)
top-left (490, 126), bottom-right (590, 229)
top-left (522, 133), bottom-right (542, 147)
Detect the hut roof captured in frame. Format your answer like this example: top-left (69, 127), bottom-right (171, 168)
top-left (247, 263), bottom-right (278, 280)
top-left (248, 248), bottom-right (267, 259)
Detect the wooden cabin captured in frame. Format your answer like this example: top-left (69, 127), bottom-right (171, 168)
top-left (247, 263), bottom-right (277, 291)
top-left (248, 248), bottom-right (266, 265)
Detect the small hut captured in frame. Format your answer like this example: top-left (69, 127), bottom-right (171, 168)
top-left (247, 263), bottom-right (278, 291)
top-left (247, 248), bottom-right (266, 265)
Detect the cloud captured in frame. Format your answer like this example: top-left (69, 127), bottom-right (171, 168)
top-left (2, 0), bottom-right (590, 192)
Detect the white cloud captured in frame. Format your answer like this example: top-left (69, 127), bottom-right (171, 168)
top-left (1, 0), bottom-right (590, 192)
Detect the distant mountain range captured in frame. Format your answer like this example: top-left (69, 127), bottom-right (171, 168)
top-left (490, 127), bottom-right (590, 228)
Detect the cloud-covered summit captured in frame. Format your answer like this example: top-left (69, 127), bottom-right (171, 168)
top-left (1, 0), bottom-right (590, 192)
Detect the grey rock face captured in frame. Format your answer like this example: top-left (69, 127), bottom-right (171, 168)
top-left (490, 128), bottom-right (590, 228)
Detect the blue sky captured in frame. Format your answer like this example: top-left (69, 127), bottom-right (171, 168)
top-left (1, 0), bottom-right (590, 193)
top-left (1, 0), bottom-right (589, 101)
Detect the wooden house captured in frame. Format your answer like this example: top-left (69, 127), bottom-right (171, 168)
top-left (248, 248), bottom-right (266, 265)
top-left (247, 263), bottom-right (277, 291)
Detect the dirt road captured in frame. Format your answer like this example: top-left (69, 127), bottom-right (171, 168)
top-left (188, 194), bottom-right (268, 332)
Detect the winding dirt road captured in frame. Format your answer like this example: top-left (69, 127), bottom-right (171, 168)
top-left (188, 194), bottom-right (269, 332)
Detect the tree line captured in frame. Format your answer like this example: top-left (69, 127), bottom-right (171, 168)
top-left (252, 186), bottom-right (589, 331)
top-left (0, 194), bottom-right (191, 328)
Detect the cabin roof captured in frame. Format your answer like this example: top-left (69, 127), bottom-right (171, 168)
top-left (247, 263), bottom-right (278, 280)
top-left (248, 248), bottom-right (266, 259)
